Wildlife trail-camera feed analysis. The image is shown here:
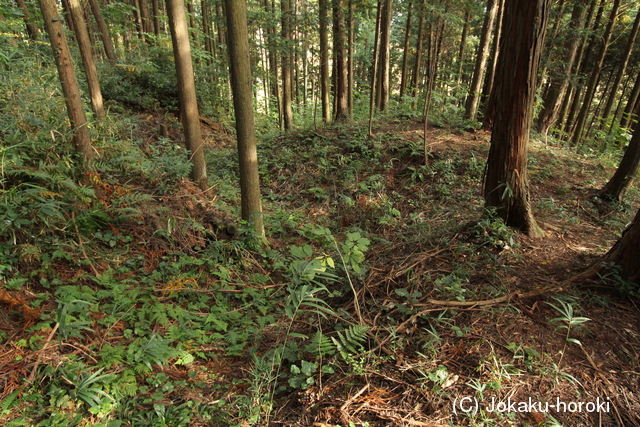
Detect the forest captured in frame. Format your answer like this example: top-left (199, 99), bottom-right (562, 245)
top-left (1, 0), bottom-right (640, 425)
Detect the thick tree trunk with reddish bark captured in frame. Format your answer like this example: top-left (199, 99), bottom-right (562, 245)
top-left (483, 0), bottom-right (550, 237)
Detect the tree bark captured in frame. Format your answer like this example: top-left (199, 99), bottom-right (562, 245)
top-left (464, 0), bottom-right (498, 121)
top-left (166, 0), bottom-right (208, 190)
top-left (224, 0), bottom-right (265, 238)
top-left (281, 0), bottom-right (295, 130)
top-left (38, 0), bottom-right (94, 165)
top-left (483, 0), bottom-right (550, 237)
top-left (332, 0), bottom-right (349, 120)
top-left (319, 0), bottom-right (331, 122)
top-left (410, 0), bottom-right (425, 99)
top-left (375, 0), bottom-right (392, 111)
top-left (368, 0), bottom-right (381, 136)
top-left (15, 0), bottom-right (40, 41)
top-left (399, 0), bottom-right (412, 98)
top-left (456, 10), bottom-right (470, 85)
top-left (68, 0), bottom-right (105, 119)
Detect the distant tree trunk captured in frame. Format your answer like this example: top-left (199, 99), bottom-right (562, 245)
top-left (38, 0), bottom-right (93, 165)
top-left (464, 0), bottom-right (498, 121)
top-left (375, 0), bottom-right (392, 111)
top-left (202, 0), bottom-right (213, 62)
top-left (15, 0), bottom-right (40, 41)
top-left (347, 0), bottom-right (354, 116)
top-left (151, 0), bottom-right (161, 37)
top-left (333, 0), bottom-right (349, 120)
top-left (570, 0), bottom-right (620, 146)
top-left (483, 0), bottom-right (549, 238)
top-left (281, 0), bottom-right (294, 130)
top-left (368, 0), bottom-right (381, 136)
top-left (60, 0), bottom-right (76, 34)
top-left (456, 9), bottom-right (470, 85)
top-left (410, 0), bottom-right (425, 99)
top-left (399, 0), bottom-right (412, 98)
top-left (601, 8), bottom-right (640, 129)
top-left (319, 0), bottom-right (331, 122)
top-left (224, 0), bottom-right (265, 238)
top-left (622, 70), bottom-right (640, 129)
top-left (535, 1), bottom-right (585, 137)
top-left (68, 0), bottom-right (104, 118)
top-left (140, 0), bottom-right (154, 40)
top-left (87, 0), bottom-right (117, 65)
top-left (598, 126), bottom-right (640, 202)
top-left (480, 0), bottom-right (503, 119)
top-left (262, 0), bottom-right (280, 124)
top-left (166, 0), bottom-right (208, 190)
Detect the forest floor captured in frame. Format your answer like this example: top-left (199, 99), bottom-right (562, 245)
top-left (1, 115), bottom-right (640, 427)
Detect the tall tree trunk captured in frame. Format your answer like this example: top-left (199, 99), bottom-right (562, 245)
top-left (265, 0), bottom-right (280, 125)
top-left (281, 0), bottom-right (294, 130)
top-left (15, 0), bottom-right (40, 41)
top-left (166, 0), bottom-right (208, 190)
top-left (622, 70), bottom-right (640, 129)
top-left (68, 0), bottom-right (104, 118)
top-left (601, 7), bottom-right (640, 129)
top-left (224, 0), bottom-right (265, 238)
top-left (464, 0), bottom-right (498, 121)
top-left (38, 0), bottom-right (93, 165)
top-left (480, 0), bottom-right (504, 121)
top-left (151, 0), bottom-right (161, 38)
top-left (375, 0), bottom-right (392, 111)
top-left (562, 0), bottom-right (605, 138)
top-left (87, 0), bottom-right (117, 65)
top-left (483, 0), bottom-right (549, 238)
top-left (535, 1), bottom-right (585, 137)
top-left (347, 0), bottom-right (354, 116)
top-left (399, 0), bottom-right (412, 98)
top-left (456, 10), bottom-right (470, 85)
top-left (60, 0), bottom-right (76, 34)
top-left (332, 0), bottom-right (349, 120)
top-left (410, 0), bottom-right (425, 99)
top-left (202, 0), bottom-right (214, 62)
top-left (319, 0), bottom-right (331, 122)
top-left (368, 0), bottom-right (381, 136)
top-left (570, 0), bottom-right (621, 146)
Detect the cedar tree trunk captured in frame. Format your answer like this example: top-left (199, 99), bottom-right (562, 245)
top-left (166, 0), bottom-right (208, 190)
top-left (38, 0), bottom-right (94, 165)
top-left (483, 0), bottom-right (550, 237)
top-left (224, 0), bottom-right (265, 237)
